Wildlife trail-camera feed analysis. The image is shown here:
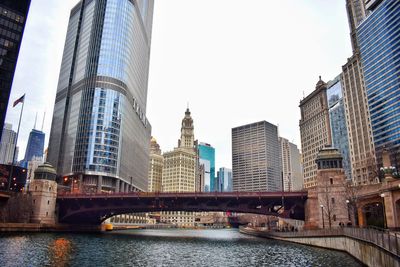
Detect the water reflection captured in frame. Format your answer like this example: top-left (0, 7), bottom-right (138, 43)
top-left (0, 229), bottom-right (362, 267)
top-left (49, 238), bottom-right (72, 267)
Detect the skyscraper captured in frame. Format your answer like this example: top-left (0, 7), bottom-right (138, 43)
top-left (0, 0), bottom-right (31, 139)
top-left (357, 0), bottom-right (400, 167)
top-left (47, 0), bottom-right (154, 192)
top-left (161, 108), bottom-right (197, 227)
top-left (23, 129), bottom-right (45, 164)
top-left (327, 76), bottom-right (352, 181)
top-left (232, 121), bottom-right (282, 192)
top-left (162, 108), bottom-right (197, 193)
top-left (342, 0), bottom-right (376, 185)
top-left (0, 123), bottom-right (18, 164)
top-left (148, 137), bottom-right (163, 192)
top-left (198, 142), bottom-right (215, 192)
top-left (279, 137), bottom-right (303, 191)
top-left (217, 167), bottom-right (232, 192)
top-left (299, 77), bottom-right (332, 188)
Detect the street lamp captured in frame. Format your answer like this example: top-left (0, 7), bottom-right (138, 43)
top-left (320, 204), bottom-right (325, 229)
top-left (346, 199), bottom-right (351, 224)
top-left (380, 193), bottom-right (387, 228)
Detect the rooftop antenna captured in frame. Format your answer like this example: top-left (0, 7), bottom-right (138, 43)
top-left (41, 112), bottom-right (46, 132)
top-left (34, 112), bottom-right (37, 130)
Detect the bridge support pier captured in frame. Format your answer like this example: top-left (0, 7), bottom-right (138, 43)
top-left (115, 179), bottom-right (120, 192)
top-left (97, 175), bottom-right (102, 193)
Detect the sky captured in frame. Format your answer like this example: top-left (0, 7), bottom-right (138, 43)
top-left (5, 0), bottom-right (352, 169)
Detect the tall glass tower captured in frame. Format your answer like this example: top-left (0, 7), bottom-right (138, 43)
top-left (0, 0), bottom-right (31, 139)
top-left (357, 0), bottom-right (400, 166)
top-left (198, 143), bottom-right (215, 192)
top-left (48, 0), bottom-right (154, 192)
top-left (23, 129), bottom-right (45, 164)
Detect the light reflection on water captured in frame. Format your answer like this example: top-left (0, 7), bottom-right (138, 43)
top-left (0, 229), bottom-right (362, 267)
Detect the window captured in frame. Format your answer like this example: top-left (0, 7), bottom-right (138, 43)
top-left (331, 197), bottom-right (335, 204)
top-left (330, 178), bottom-right (333, 185)
top-left (48, 200), bottom-right (50, 205)
top-left (333, 214), bottom-right (336, 221)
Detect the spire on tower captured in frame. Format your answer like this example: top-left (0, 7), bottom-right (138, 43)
top-left (34, 112), bottom-right (37, 130)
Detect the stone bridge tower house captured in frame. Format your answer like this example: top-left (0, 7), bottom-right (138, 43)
top-left (305, 147), bottom-right (349, 229)
top-left (29, 162), bottom-right (57, 224)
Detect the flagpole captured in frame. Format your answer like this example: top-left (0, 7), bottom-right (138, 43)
top-left (7, 97), bottom-right (24, 191)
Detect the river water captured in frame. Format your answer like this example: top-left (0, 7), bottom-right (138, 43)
top-left (0, 229), bottom-right (362, 267)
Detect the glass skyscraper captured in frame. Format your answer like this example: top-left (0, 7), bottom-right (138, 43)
top-left (217, 167), bottom-right (232, 192)
top-left (357, 0), bottom-right (400, 165)
top-left (327, 76), bottom-right (352, 181)
top-left (198, 143), bottom-right (215, 192)
top-left (22, 129), bottom-right (45, 164)
top-left (0, 0), bottom-right (31, 139)
top-left (48, 0), bottom-right (154, 192)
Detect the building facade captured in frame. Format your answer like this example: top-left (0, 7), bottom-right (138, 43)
top-left (0, 0), bottom-right (31, 139)
top-left (148, 137), bottom-right (163, 192)
top-left (47, 0), bottom-right (154, 192)
top-left (232, 121), bottom-right (282, 192)
top-left (279, 137), bottom-right (303, 191)
top-left (327, 76), bottom-right (352, 181)
top-left (0, 123), bottom-right (18, 164)
top-left (346, 0), bottom-right (367, 52)
top-left (357, 0), bottom-right (400, 167)
top-left (161, 108), bottom-right (197, 226)
top-left (299, 77), bottom-right (332, 188)
top-left (198, 142), bottom-right (215, 192)
top-left (217, 167), bottom-right (232, 192)
top-left (162, 108), bottom-right (197, 193)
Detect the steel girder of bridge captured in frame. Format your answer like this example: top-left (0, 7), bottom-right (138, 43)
top-left (57, 191), bottom-right (308, 225)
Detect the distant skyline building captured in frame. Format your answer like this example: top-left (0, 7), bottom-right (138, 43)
top-left (198, 142), bottom-right (215, 192)
top-left (0, 0), bottom-right (31, 139)
top-left (232, 121), bottom-right (282, 192)
top-left (47, 0), bottom-right (154, 192)
top-left (299, 77), bottom-right (332, 188)
top-left (279, 137), bottom-right (303, 191)
top-left (217, 167), bottom-right (232, 192)
top-left (148, 137), bottom-right (163, 192)
top-left (357, 0), bottom-right (400, 167)
top-left (0, 123), bottom-right (18, 164)
top-left (327, 76), bottom-right (352, 181)
top-left (22, 128), bottom-right (45, 166)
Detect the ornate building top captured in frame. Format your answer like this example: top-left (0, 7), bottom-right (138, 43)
top-left (178, 108), bottom-right (195, 149)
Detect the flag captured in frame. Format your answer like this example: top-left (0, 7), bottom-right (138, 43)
top-left (13, 94), bottom-right (25, 107)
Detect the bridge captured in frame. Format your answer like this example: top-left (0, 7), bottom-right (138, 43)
top-left (57, 191), bottom-right (308, 224)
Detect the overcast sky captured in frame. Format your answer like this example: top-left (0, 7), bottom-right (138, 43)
top-left (5, 0), bottom-right (352, 169)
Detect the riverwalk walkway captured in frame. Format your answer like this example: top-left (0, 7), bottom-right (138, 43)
top-left (240, 226), bottom-right (400, 267)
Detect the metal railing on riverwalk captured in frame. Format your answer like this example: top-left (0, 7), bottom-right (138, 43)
top-left (265, 227), bottom-right (400, 258)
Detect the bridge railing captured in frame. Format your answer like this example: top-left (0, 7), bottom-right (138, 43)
top-left (266, 227), bottom-right (400, 257)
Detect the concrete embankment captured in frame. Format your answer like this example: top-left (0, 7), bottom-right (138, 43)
top-left (240, 227), bottom-right (400, 267)
top-left (0, 223), bottom-right (103, 232)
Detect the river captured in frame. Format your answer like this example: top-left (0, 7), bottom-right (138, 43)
top-left (0, 229), bottom-right (362, 267)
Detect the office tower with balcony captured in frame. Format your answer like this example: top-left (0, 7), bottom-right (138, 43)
top-left (47, 0), bottom-right (154, 192)
top-left (232, 121), bottom-right (282, 192)
top-left (0, 0), bottom-right (31, 139)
